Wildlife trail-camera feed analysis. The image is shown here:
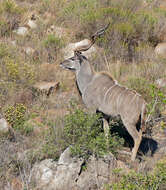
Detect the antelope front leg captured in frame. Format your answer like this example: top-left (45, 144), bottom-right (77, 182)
top-left (103, 118), bottom-right (110, 145)
top-left (131, 130), bottom-right (142, 161)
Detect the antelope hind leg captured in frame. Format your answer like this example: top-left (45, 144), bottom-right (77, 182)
top-left (123, 121), bottom-right (142, 161)
top-left (103, 118), bottom-right (109, 137)
top-left (131, 130), bottom-right (142, 161)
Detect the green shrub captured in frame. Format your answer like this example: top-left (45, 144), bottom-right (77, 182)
top-left (146, 84), bottom-right (166, 122)
top-left (109, 158), bottom-right (166, 190)
top-left (43, 34), bottom-right (65, 49)
top-left (126, 77), bottom-right (166, 122)
top-left (1, 56), bottom-right (36, 86)
top-left (42, 34), bottom-right (65, 62)
top-left (4, 103), bottom-right (27, 130)
top-left (5, 59), bottom-right (20, 82)
top-left (63, 108), bottom-right (124, 160)
top-left (40, 126), bottom-right (60, 160)
top-left (62, 0), bottom-right (98, 18)
top-left (22, 120), bottom-right (34, 136)
top-left (4, 103), bottom-right (33, 135)
top-left (2, 0), bottom-right (23, 14)
top-left (0, 47), bottom-right (36, 106)
top-left (0, 43), bottom-right (10, 58)
top-left (126, 77), bottom-right (152, 101)
top-left (0, 19), bottom-right (9, 36)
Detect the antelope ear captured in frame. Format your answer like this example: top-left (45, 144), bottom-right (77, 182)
top-left (74, 51), bottom-right (82, 58)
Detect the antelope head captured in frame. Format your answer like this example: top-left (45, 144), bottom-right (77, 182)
top-left (60, 23), bottom-right (110, 71)
top-left (60, 51), bottom-right (86, 71)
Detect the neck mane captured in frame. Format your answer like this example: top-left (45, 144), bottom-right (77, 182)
top-left (76, 59), bottom-right (94, 94)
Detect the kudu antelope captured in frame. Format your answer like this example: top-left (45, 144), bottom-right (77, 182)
top-left (60, 24), bottom-right (147, 161)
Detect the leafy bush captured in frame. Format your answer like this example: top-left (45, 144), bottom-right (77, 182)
top-left (0, 43), bottom-right (36, 108)
top-left (42, 34), bottom-right (65, 62)
top-left (4, 103), bottom-right (27, 130)
top-left (109, 158), bottom-right (166, 190)
top-left (0, 43), bottom-right (35, 85)
top-left (2, 0), bottom-right (23, 14)
top-left (126, 77), bottom-right (153, 101)
top-left (0, 19), bottom-right (9, 37)
top-left (4, 103), bottom-right (34, 135)
top-left (40, 125), bottom-right (61, 160)
top-left (126, 77), bottom-right (166, 124)
top-left (146, 84), bottom-right (166, 123)
top-left (63, 108), bottom-right (124, 160)
top-left (43, 34), bottom-right (65, 49)
top-left (3, 58), bottom-right (35, 85)
top-left (0, 43), bottom-right (10, 58)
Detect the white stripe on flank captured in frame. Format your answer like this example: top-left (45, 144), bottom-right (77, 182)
top-left (116, 87), bottom-right (128, 112)
top-left (103, 84), bottom-right (117, 103)
top-left (130, 92), bottom-right (138, 104)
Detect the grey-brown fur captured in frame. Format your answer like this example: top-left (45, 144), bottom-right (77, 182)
top-left (84, 72), bottom-right (146, 125)
top-left (60, 24), bottom-right (146, 161)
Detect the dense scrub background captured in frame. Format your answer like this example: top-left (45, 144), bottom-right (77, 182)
top-left (0, 0), bottom-right (166, 189)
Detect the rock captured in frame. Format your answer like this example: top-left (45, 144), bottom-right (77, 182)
top-left (31, 147), bottom-right (117, 190)
top-left (154, 43), bottom-right (166, 58)
top-left (50, 160), bottom-right (83, 190)
top-left (33, 81), bottom-right (59, 96)
top-left (155, 78), bottom-right (166, 88)
top-left (0, 118), bottom-right (10, 133)
top-left (31, 159), bottom-right (55, 188)
top-left (31, 154), bottom-right (83, 190)
top-left (23, 47), bottom-right (35, 55)
top-left (58, 147), bottom-right (73, 165)
top-left (24, 13), bottom-right (38, 29)
top-left (62, 39), bottom-right (99, 59)
top-left (76, 153), bottom-right (117, 190)
top-left (11, 40), bottom-right (17, 46)
top-left (27, 19), bottom-right (37, 29)
top-left (13, 27), bottom-right (28, 36)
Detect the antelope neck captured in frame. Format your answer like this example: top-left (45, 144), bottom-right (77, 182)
top-left (76, 61), bottom-right (94, 94)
